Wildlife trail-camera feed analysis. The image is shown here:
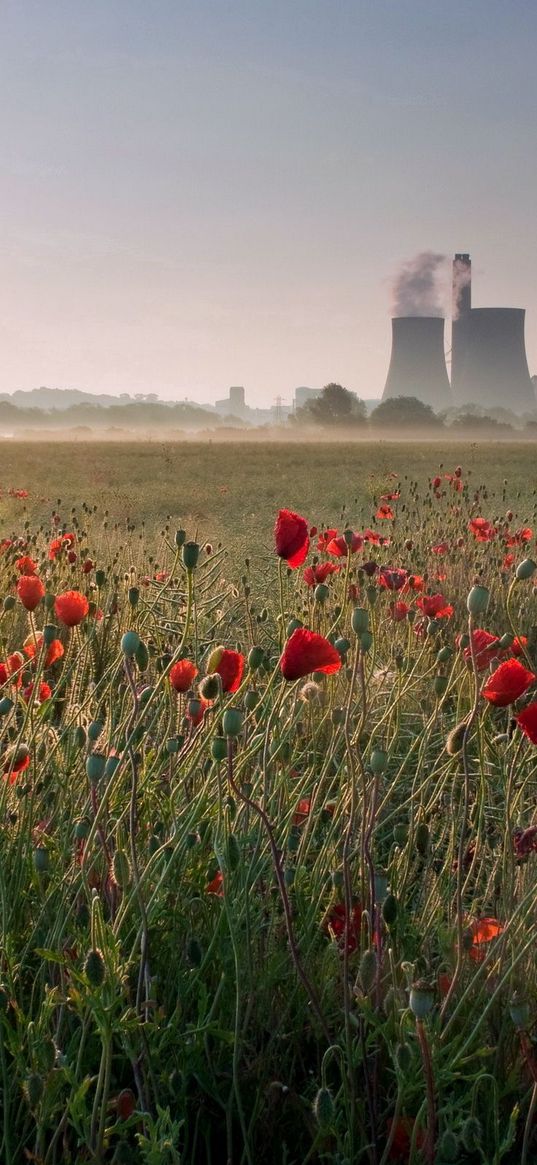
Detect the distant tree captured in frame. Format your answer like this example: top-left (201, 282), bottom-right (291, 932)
top-left (369, 396), bottom-right (441, 429)
top-left (298, 383), bottom-right (367, 426)
top-left (447, 413), bottom-right (514, 436)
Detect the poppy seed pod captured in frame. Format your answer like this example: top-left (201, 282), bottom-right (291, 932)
top-left (334, 636), bottom-right (350, 658)
top-left (248, 645), bottom-right (264, 670)
top-left (105, 754), bottom-right (121, 777)
top-left (467, 585), bottom-right (490, 616)
top-left (516, 558), bottom-right (537, 581)
top-left (86, 753), bottom-right (106, 785)
top-left (3, 595), bottom-right (15, 612)
top-left (244, 689), bottom-right (260, 711)
top-left (128, 586), bottom-right (140, 607)
top-left (366, 585), bottom-right (377, 606)
top-left (314, 583), bottom-right (329, 604)
top-left (135, 640), bottom-right (149, 671)
top-left (286, 617), bottom-right (303, 637)
top-left (409, 980), bottom-right (434, 1018)
top-left (88, 720), bottom-right (104, 742)
top-left (438, 1132), bottom-right (459, 1162)
top-left (33, 847), bottom-right (50, 874)
top-left (370, 748), bottom-right (388, 775)
top-left (121, 630), bottom-right (140, 657)
top-left (95, 569), bottom-right (106, 587)
top-left (351, 607), bottom-right (369, 635)
top-left (175, 529), bottom-right (186, 548)
top-left (223, 707), bottom-right (243, 737)
top-left (182, 541), bottom-right (199, 570)
top-left (211, 736), bottom-right (227, 762)
top-left (434, 674), bottom-right (448, 698)
top-left (436, 645), bottom-right (453, 663)
top-left (509, 992), bottom-right (530, 1029)
top-left (360, 630), bottom-right (373, 652)
top-left (44, 592), bottom-right (55, 610)
top-left (0, 696), bottom-right (14, 716)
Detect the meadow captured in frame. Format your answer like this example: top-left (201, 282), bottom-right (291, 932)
top-left (0, 441), bottom-right (537, 1163)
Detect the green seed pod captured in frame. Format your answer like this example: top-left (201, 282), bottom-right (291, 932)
top-left (211, 736), bottom-right (227, 762)
top-left (85, 948), bottom-right (106, 988)
top-left (248, 645), bottom-right (264, 670)
top-left (86, 753), bottom-right (106, 785)
top-left (138, 685), bottom-right (153, 707)
top-left (395, 1042), bottom-right (412, 1074)
top-left (95, 569), bottom-right (106, 587)
top-left (446, 720), bottom-right (469, 756)
top-left (187, 937), bottom-right (202, 967)
top-left (284, 866), bottom-right (295, 886)
top-left (244, 689), bottom-right (260, 712)
top-left (0, 696), bottom-right (14, 716)
top-left (438, 1130), bottom-right (459, 1162)
top-left (226, 833), bottom-right (240, 871)
top-left (360, 629), bottom-right (373, 652)
top-left (135, 640), bottom-right (149, 671)
top-left (434, 674), bottom-right (448, 698)
top-left (360, 949), bottom-right (377, 993)
top-left (286, 617), bottom-right (303, 637)
top-left (415, 822), bottom-right (430, 856)
top-left (33, 847), bottom-right (50, 874)
top-left (182, 541), bottom-right (200, 570)
top-left (370, 748), bottom-right (388, 775)
top-left (74, 816), bottom-right (91, 840)
top-left (166, 736), bottom-right (180, 755)
top-left (75, 725), bottom-right (86, 749)
top-left (458, 631), bottom-right (470, 650)
top-left (121, 630), bottom-right (140, 657)
top-left (198, 673), bottom-right (222, 701)
top-left (436, 645), bottom-right (453, 663)
top-left (365, 584), bottom-right (377, 607)
top-left (128, 586), bottom-right (140, 607)
top-left (314, 583), bottom-right (329, 604)
top-left (105, 753), bottom-right (121, 777)
top-left (393, 823), bottom-right (408, 847)
top-left (112, 849), bottom-right (131, 889)
top-left (467, 585), bottom-right (490, 616)
top-left (382, 893), bottom-right (398, 927)
top-left (331, 869), bottom-right (344, 888)
top-left (43, 623), bottom-right (58, 645)
top-left (516, 558), bottom-right (537, 581)
top-left (409, 979), bottom-right (434, 1018)
top-left (3, 595), bottom-right (15, 612)
top-left (351, 607), bottom-right (369, 635)
top-left (334, 637), bottom-right (351, 658)
top-left (222, 708), bottom-right (243, 737)
top-left (313, 1087), bottom-right (335, 1131)
top-left (24, 1073), bottom-right (44, 1110)
top-left (225, 795), bottom-right (236, 818)
top-left (88, 720), bottom-right (104, 742)
top-left (175, 529), bottom-right (186, 548)
top-left (461, 1117), bottom-right (482, 1153)
top-left (185, 832), bottom-right (198, 849)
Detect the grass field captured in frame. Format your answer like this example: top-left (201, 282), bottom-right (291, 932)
top-left (1, 440), bottom-right (537, 1163)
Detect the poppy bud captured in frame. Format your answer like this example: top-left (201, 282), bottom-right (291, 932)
top-left (24, 1073), bottom-right (44, 1110)
top-left (286, 618), bottom-right (303, 637)
top-left (175, 529), bottom-right (186, 548)
top-left (223, 708), bottom-right (243, 737)
top-left (95, 569), bottom-right (106, 587)
top-left (393, 823), bottom-right (408, 847)
top-left (135, 640), bottom-right (149, 671)
top-left (446, 720), bottom-right (468, 755)
top-left (88, 720), bottom-right (104, 742)
top-left (211, 736), bottom-right (227, 762)
top-left (438, 1131), bottom-right (459, 1162)
top-left (382, 893), bottom-right (398, 926)
top-left (248, 645), bottom-right (264, 670)
top-left (409, 980), bottom-right (434, 1018)
top-left (44, 592), bottom-right (55, 610)
top-left (198, 674), bottom-right (222, 701)
top-left (360, 630), bottom-right (373, 652)
top-left (128, 586), bottom-right (140, 607)
top-left (3, 595), bottom-right (15, 612)
top-left (75, 725), bottom-right (86, 749)
top-left (0, 696), bottom-right (13, 716)
top-left (509, 991), bottom-right (530, 1029)
top-left (458, 632), bottom-right (470, 650)
top-left (467, 585), bottom-right (490, 616)
top-left (436, 645), bottom-right (452, 663)
top-left (33, 847), bottom-right (50, 874)
top-left (366, 585), bottom-right (377, 606)
top-left (516, 559), bottom-right (537, 581)
top-left (244, 689), bottom-right (260, 712)
top-left (313, 1087), bottom-right (335, 1132)
top-left (85, 948), bottom-right (106, 988)
top-left (461, 1117), bottom-right (482, 1153)
top-left (105, 754), bottom-right (121, 777)
top-left (334, 636), bottom-right (350, 658)
top-left (314, 583), bottom-right (329, 604)
top-left (182, 541), bottom-right (199, 570)
top-left (74, 817), bottom-right (90, 840)
top-left (415, 822), bottom-right (429, 856)
top-left (112, 849), bottom-right (131, 889)
top-left (332, 707), bottom-right (345, 725)
top-left (86, 753), bottom-right (106, 785)
top-left (370, 748), bottom-right (387, 775)
top-left (434, 674), bottom-right (448, 698)
top-left (121, 630), bottom-right (140, 657)
top-left (360, 949), bottom-right (377, 993)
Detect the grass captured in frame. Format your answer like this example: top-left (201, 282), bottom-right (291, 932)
top-left (0, 442), bottom-right (536, 1162)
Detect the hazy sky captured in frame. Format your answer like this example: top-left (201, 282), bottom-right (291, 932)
top-left (1, 1), bottom-right (536, 406)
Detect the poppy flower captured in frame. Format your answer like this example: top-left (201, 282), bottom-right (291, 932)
top-left (317, 528), bottom-right (338, 552)
top-left (390, 601), bottom-right (410, 622)
top-left (503, 553), bottom-right (515, 570)
top-left (326, 532), bottom-right (363, 557)
top-left (54, 590), bottom-right (89, 627)
top-left (462, 629), bottom-right (500, 671)
top-left (205, 870), bottom-right (224, 896)
top-left (379, 566), bottom-right (408, 592)
top-left (431, 475), bottom-right (442, 490)
top-left (363, 529), bottom-right (381, 546)
top-left (380, 491), bottom-right (400, 501)
top-left (169, 658), bottom-right (198, 693)
top-left (324, 901), bottom-right (363, 954)
top-left (516, 702), bottom-right (537, 745)
top-left (303, 562), bottom-right (340, 587)
top-left (116, 1089), bottom-right (136, 1121)
top-left (212, 647), bottom-right (243, 689)
top-left (23, 681), bottom-right (52, 704)
top-left (82, 559), bottom-right (94, 574)
top-left (482, 658), bottom-right (535, 707)
top-left (16, 555), bottom-right (37, 575)
top-left (468, 517), bottom-right (496, 542)
top-left (24, 635), bottom-right (65, 668)
top-left (431, 541), bottom-right (449, 555)
top-left (513, 824), bottom-right (537, 857)
top-left (6, 652), bottom-right (25, 687)
top-left (465, 917), bottom-right (504, 963)
top-left (416, 593), bottom-right (453, 619)
top-left (292, 798), bottom-right (311, 825)
top-left (280, 628), bottom-right (341, 681)
top-left (274, 509), bottom-right (310, 568)
top-left (16, 575), bottom-right (45, 612)
top-left (362, 559), bottom-right (378, 576)
top-left (3, 744), bottom-right (30, 784)
top-left (505, 527), bottom-right (533, 546)
top-left (376, 504), bottom-right (394, 520)
top-left (48, 532), bottom-right (76, 560)
top-left (387, 1116), bottom-right (425, 1161)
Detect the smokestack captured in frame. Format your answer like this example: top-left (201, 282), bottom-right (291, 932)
top-left (451, 253), bottom-right (471, 398)
top-left (453, 308), bottom-right (535, 413)
top-left (382, 316), bottom-right (452, 411)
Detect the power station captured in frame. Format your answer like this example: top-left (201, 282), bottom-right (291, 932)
top-left (382, 253), bottom-right (536, 413)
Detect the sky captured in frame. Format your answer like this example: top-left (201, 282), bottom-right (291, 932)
top-left (1, 0), bottom-right (537, 407)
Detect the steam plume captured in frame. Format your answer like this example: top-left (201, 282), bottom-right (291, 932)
top-left (452, 256), bottom-right (472, 320)
top-left (391, 251), bottom-right (446, 317)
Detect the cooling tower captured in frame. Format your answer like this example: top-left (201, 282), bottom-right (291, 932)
top-left (382, 316), bottom-right (452, 411)
top-left (453, 308), bottom-right (534, 412)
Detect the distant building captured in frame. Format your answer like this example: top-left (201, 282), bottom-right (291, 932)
top-left (293, 386), bottom-right (322, 411)
top-left (214, 385), bottom-right (249, 419)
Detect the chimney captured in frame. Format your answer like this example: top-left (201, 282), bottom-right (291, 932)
top-left (453, 308), bottom-right (535, 413)
top-left (382, 316), bottom-right (452, 411)
top-left (451, 253), bottom-right (471, 398)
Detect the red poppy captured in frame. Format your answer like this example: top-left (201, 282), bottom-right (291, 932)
top-left (326, 532), bottom-right (363, 557)
top-left (379, 566), bottom-right (408, 592)
top-left (513, 824), bottom-right (537, 857)
top-left (292, 798), bottom-right (311, 825)
top-left (169, 658), bottom-right (198, 693)
top-left (465, 917), bottom-right (504, 963)
top-left (280, 628), bottom-right (341, 681)
top-left (274, 509), bottom-right (310, 568)
top-left (23, 681), bottom-right (52, 703)
top-left (505, 527), bottom-right (533, 546)
top-left (324, 901), bottom-right (363, 954)
top-left (187, 697), bottom-right (209, 727)
top-left (16, 555), bottom-right (37, 575)
top-left (390, 601), bottom-right (410, 622)
top-left (317, 528), bottom-right (338, 552)
top-left (380, 491), bottom-right (400, 501)
top-left (3, 745), bottom-right (30, 784)
top-left (82, 558), bottom-right (94, 574)
top-left (503, 553), bottom-right (515, 570)
top-left (376, 504), bottom-right (394, 520)
top-left (48, 532), bottom-right (76, 560)
top-left (0, 663), bottom-right (7, 685)
top-left (303, 562), bottom-right (340, 587)
top-left (16, 575), bottom-right (45, 612)
top-left (216, 648), bottom-right (244, 693)
top-left (54, 590), bottom-right (89, 627)
top-left (512, 636), bottom-right (528, 657)
top-left (416, 593), bottom-right (453, 619)
top-left (431, 541), bottom-right (449, 555)
top-left (116, 1089), bottom-right (136, 1121)
top-left (363, 529), bottom-right (381, 546)
top-left (462, 629), bottom-right (500, 671)
top-left (468, 517), bottom-right (496, 542)
top-left (431, 475), bottom-right (442, 490)
top-left (387, 1116), bottom-right (425, 1161)
top-left (516, 702), bottom-right (537, 745)
top-left (206, 870), bottom-right (224, 896)
top-left (24, 635), bottom-right (64, 668)
top-left (482, 658), bottom-right (535, 707)
top-left (6, 652), bottom-right (25, 687)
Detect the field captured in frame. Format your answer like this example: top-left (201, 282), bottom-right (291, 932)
top-left (1, 440), bottom-right (537, 1164)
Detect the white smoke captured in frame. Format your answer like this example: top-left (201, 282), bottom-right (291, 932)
top-left (452, 256), bottom-right (471, 320)
top-left (391, 251), bottom-right (447, 317)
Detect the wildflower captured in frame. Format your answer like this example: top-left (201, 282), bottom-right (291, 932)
top-left (23, 681), bottom-right (52, 703)
top-left (516, 702), bottom-right (537, 745)
top-left (431, 541), bottom-right (449, 555)
top-left (16, 575), bottom-right (45, 612)
top-left (376, 504), bottom-right (394, 520)
top-left (513, 824), bottom-right (537, 857)
top-left (324, 901), bottom-right (362, 954)
top-left (303, 562), bottom-right (340, 587)
top-left (48, 532), bottom-right (76, 560)
top-left (169, 659), bottom-right (198, 693)
top-left (387, 1116), bottom-right (426, 1161)
top-left (465, 917), bottom-right (504, 963)
top-left (326, 531), bottom-right (363, 557)
top-left (82, 559), bottom-right (94, 574)
top-left (317, 528), bottom-right (338, 552)
top-left (390, 601), bottom-right (410, 621)
top-left (54, 590), bottom-right (89, 627)
top-left (205, 870), bottom-right (224, 896)
top-left (460, 628), bottom-right (500, 671)
top-left (24, 635), bottom-right (64, 667)
top-left (416, 593), bottom-right (453, 619)
top-left (280, 628), bottom-right (341, 681)
top-left (16, 555), bottom-right (37, 574)
top-left (3, 744), bottom-right (30, 784)
top-left (482, 659), bottom-right (535, 707)
top-left (380, 491), bottom-right (400, 501)
top-left (379, 567), bottom-right (409, 592)
top-left (468, 517), bottom-right (496, 542)
top-left (274, 509), bottom-right (310, 568)
top-left (292, 798), bottom-right (311, 825)
top-left (207, 647), bottom-right (244, 693)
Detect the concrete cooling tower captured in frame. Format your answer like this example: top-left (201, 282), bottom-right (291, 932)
top-left (452, 307), bottom-right (535, 412)
top-left (382, 316), bottom-right (452, 411)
